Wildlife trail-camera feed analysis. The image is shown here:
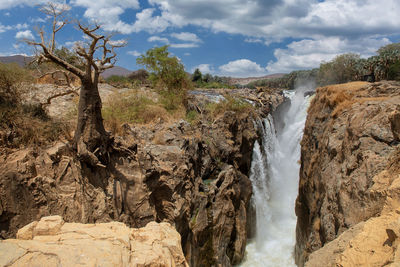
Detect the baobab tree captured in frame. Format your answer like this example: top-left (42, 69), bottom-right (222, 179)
top-left (27, 3), bottom-right (125, 166)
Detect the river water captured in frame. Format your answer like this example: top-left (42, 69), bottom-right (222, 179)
top-left (240, 88), bottom-right (310, 266)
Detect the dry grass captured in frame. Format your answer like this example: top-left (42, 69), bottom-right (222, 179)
top-left (204, 95), bottom-right (254, 119)
top-left (0, 103), bottom-right (72, 148)
top-left (315, 82), bottom-right (370, 118)
top-left (102, 90), bottom-right (186, 135)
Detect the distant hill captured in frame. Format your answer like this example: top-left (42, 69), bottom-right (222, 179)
top-left (229, 73), bottom-right (285, 86)
top-left (101, 66), bottom-right (132, 79)
top-left (0, 55), bottom-right (132, 79)
top-left (0, 55), bottom-right (34, 67)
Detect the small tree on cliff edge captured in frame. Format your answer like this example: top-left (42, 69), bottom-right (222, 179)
top-left (27, 3), bottom-right (125, 166)
top-left (137, 45), bottom-right (191, 109)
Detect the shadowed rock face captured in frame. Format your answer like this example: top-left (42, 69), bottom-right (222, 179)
top-left (0, 215), bottom-right (188, 267)
top-left (295, 81), bottom-right (400, 266)
top-left (0, 88), bottom-right (284, 266)
top-left (113, 113), bottom-right (257, 266)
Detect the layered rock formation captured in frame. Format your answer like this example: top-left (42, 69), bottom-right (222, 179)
top-left (0, 87), bottom-right (284, 266)
top-left (295, 81), bottom-right (400, 266)
top-left (0, 215), bottom-right (188, 266)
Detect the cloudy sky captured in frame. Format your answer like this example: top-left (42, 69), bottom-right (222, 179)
top-left (0, 0), bottom-right (399, 77)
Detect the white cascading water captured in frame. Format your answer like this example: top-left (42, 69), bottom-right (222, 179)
top-left (240, 87), bottom-right (311, 266)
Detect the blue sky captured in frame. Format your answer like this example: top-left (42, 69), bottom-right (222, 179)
top-left (1, 0), bottom-right (400, 77)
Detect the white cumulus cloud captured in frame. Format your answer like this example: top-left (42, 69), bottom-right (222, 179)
top-left (191, 64), bottom-right (214, 74)
top-left (0, 0), bottom-right (53, 10)
top-left (170, 43), bottom-right (199, 48)
top-left (127, 50), bottom-right (141, 57)
top-left (170, 32), bottom-right (202, 48)
top-left (148, 0), bottom-right (400, 42)
top-left (15, 30), bottom-right (34, 40)
top-left (148, 36), bottom-right (169, 44)
top-left (219, 59), bottom-right (267, 78)
top-left (171, 32), bottom-right (201, 43)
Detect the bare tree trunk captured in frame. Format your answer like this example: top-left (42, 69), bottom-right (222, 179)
top-left (74, 79), bottom-right (109, 166)
top-left (26, 3), bottom-right (126, 167)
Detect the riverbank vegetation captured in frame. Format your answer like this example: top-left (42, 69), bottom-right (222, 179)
top-left (248, 43), bottom-right (400, 89)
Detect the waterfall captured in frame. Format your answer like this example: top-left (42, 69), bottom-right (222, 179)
top-left (240, 87), bottom-right (311, 266)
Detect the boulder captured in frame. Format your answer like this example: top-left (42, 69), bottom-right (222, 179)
top-left (0, 216), bottom-right (188, 267)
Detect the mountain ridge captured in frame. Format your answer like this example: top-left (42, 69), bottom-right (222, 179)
top-left (0, 55), bottom-right (132, 79)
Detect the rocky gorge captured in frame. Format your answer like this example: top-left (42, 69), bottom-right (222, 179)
top-left (0, 84), bottom-right (284, 266)
top-left (1, 79), bottom-right (399, 266)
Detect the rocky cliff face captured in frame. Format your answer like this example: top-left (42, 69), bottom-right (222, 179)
top-left (0, 87), bottom-right (284, 266)
top-left (0, 215), bottom-right (188, 266)
top-left (295, 81), bottom-right (400, 266)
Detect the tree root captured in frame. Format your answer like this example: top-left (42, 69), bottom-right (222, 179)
top-left (76, 140), bottom-right (106, 168)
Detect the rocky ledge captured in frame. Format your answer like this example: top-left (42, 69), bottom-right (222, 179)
top-left (0, 215), bottom-right (188, 266)
top-left (0, 86), bottom-right (284, 266)
top-left (295, 81), bottom-right (400, 266)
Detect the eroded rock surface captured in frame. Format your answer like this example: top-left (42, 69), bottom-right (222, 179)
top-left (295, 81), bottom-right (400, 266)
top-left (22, 83), bottom-right (124, 118)
top-left (0, 215), bottom-right (188, 267)
top-left (0, 87), bottom-right (284, 266)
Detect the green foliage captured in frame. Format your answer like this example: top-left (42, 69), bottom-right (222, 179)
top-left (246, 43), bottom-right (400, 89)
top-left (192, 68), bottom-right (202, 82)
top-left (186, 110), bottom-right (200, 125)
top-left (317, 53), bottom-right (361, 86)
top-left (137, 45), bottom-right (191, 91)
top-left (203, 73), bottom-right (212, 83)
top-left (137, 46), bottom-right (191, 109)
top-left (105, 75), bottom-right (135, 88)
top-left (107, 70), bottom-right (149, 88)
top-left (159, 89), bottom-right (186, 111)
top-left (388, 61), bottom-right (400, 80)
top-left (316, 44), bottom-right (400, 85)
top-left (191, 69), bottom-right (234, 89)
top-left (377, 43), bottom-right (400, 56)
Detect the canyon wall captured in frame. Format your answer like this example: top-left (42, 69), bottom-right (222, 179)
top-left (0, 88), bottom-right (284, 266)
top-left (295, 81), bottom-right (400, 266)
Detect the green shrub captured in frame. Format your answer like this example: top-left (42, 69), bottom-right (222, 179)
top-left (192, 68), bottom-right (202, 82)
top-left (137, 46), bottom-right (191, 108)
top-left (388, 61), bottom-right (400, 80)
top-left (106, 75), bottom-right (134, 88)
top-left (159, 89), bottom-right (188, 111)
top-left (317, 54), bottom-right (361, 86)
